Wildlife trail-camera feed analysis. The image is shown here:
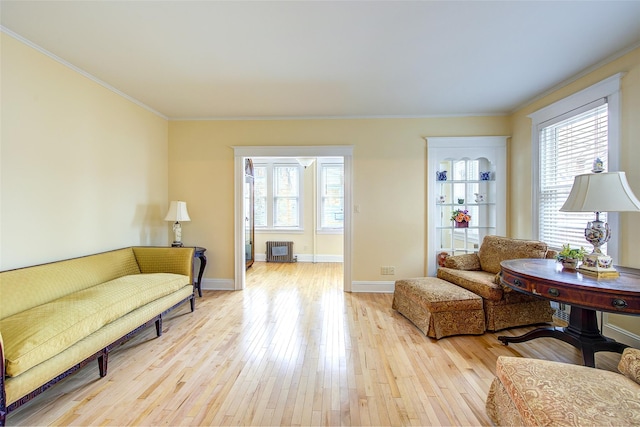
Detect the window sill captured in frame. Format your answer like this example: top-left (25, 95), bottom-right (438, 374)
top-left (316, 228), bottom-right (344, 235)
top-left (256, 228), bottom-right (304, 234)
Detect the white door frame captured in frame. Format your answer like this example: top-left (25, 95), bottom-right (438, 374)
top-left (233, 145), bottom-right (354, 291)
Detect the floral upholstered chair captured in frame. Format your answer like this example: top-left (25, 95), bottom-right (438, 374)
top-left (436, 235), bottom-right (555, 331)
top-left (486, 347), bottom-right (640, 425)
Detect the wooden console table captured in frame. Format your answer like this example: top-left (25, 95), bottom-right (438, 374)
top-left (499, 258), bottom-right (640, 367)
top-left (192, 247), bottom-right (207, 297)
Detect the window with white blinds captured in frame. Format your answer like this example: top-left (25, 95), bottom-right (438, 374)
top-left (538, 101), bottom-right (608, 250)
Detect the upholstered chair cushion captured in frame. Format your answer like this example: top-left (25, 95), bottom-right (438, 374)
top-left (477, 235), bottom-right (548, 274)
top-left (437, 268), bottom-right (502, 300)
top-left (619, 348), bottom-right (640, 385)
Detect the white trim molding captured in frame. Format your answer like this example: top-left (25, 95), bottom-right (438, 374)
top-left (233, 145), bottom-right (354, 292)
top-left (529, 73), bottom-right (623, 261)
top-left (1, 26), bottom-right (167, 120)
top-left (201, 278), bottom-right (236, 291)
top-left (602, 313), bottom-right (640, 349)
top-left (254, 254), bottom-right (343, 263)
top-left (351, 281), bottom-right (396, 293)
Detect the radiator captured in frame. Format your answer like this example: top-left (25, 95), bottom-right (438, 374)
top-left (266, 241), bottom-right (296, 263)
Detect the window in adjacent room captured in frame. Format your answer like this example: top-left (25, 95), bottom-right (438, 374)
top-left (530, 74), bottom-right (622, 254)
top-left (317, 158), bottom-right (344, 232)
top-left (253, 159), bottom-right (303, 230)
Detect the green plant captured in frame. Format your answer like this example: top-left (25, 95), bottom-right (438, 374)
top-left (555, 244), bottom-right (588, 261)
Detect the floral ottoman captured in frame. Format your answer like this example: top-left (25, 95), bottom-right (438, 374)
top-left (392, 277), bottom-right (485, 339)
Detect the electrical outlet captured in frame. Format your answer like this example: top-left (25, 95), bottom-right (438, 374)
top-left (381, 266), bottom-right (396, 275)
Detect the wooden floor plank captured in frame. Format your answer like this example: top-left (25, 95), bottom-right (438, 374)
top-left (7, 261), bottom-right (622, 426)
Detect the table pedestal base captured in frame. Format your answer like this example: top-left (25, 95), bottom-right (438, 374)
top-left (498, 307), bottom-right (628, 367)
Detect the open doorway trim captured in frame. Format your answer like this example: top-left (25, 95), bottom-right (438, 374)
top-left (233, 145), bottom-right (354, 292)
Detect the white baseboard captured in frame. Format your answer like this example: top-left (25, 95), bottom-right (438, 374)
top-left (254, 254), bottom-right (343, 263)
top-left (200, 278), bottom-right (396, 293)
top-left (201, 278), bottom-right (235, 291)
top-left (351, 281), bottom-right (395, 293)
top-left (556, 306), bottom-right (640, 349)
top-left (602, 318), bottom-right (640, 348)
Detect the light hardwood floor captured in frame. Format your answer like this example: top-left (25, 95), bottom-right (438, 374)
top-left (9, 262), bottom-right (620, 426)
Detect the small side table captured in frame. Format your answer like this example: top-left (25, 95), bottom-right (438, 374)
top-left (193, 247), bottom-right (207, 297)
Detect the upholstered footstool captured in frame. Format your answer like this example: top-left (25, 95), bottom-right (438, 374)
top-left (392, 277), bottom-right (485, 339)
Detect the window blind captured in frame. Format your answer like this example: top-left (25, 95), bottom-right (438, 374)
top-left (320, 163), bottom-right (344, 229)
top-left (538, 101), bottom-right (608, 250)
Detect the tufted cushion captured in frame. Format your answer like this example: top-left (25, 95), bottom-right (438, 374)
top-left (1, 273), bottom-right (189, 377)
top-left (492, 355), bottom-right (640, 426)
top-left (478, 235), bottom-right (548, 274)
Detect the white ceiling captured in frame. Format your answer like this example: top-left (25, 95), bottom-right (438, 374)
top-left (2, 1), bottom-right (640, 120)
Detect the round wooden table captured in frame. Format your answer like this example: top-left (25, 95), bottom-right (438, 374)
top-left (499, 258), bottom-right (640, 367)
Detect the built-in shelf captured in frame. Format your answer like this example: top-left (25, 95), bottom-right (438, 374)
top-left (426, 136), bottom-right (507, 275)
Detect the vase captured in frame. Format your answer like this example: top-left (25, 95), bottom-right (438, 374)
top-left (561, 259), bottom-right (579, 270)
top-left (454, 221), bottom-right (469, 228)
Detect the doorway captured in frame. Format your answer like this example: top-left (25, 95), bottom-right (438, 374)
top-left (233, 146), bottom-right (353, 292)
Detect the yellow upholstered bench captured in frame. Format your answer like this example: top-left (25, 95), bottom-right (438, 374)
top-left (0, 247), bottom-right (195, 426)
top-left (392, 277), bottom-right (485, 339)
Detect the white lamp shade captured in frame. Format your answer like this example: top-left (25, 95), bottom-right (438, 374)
top-left (560, 172), bottom-right (640, 213)
top-left (164, 201), bottom-right (191, 221)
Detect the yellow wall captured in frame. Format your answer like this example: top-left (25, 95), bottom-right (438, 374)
top-left (168, 117), bottom-right (510, 281)
top-left (0, 33), bottom-right (170, 270)
top-left (4, 25), bottom-right (638, 304)
top-left (509, 46), bottom-right (640, 335)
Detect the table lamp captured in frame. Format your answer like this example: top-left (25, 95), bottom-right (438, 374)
top-left (164, 201), bottom-right (191, 247)
top-left (560, 166), bottom-right (640, 278)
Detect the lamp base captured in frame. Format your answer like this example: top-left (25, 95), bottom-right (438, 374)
top-left (171, 242), bottom-right (184, 247)
top-left (578, 252), bottom-right (619, 278)
top-left (578, 266), bottom-right (619, 278)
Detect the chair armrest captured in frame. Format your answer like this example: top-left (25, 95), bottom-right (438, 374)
top-left (132, 247), bottom-right (195, 283)
top-left (444, 253), bottom-right (482, 271)
top-left (618, 348), bottom-right (640, 385)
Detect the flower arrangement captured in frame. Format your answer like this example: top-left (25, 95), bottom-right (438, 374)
top-left (555, 244), bottom-right (588, 261)
top-left (451, 209), bottom-right (471, 223)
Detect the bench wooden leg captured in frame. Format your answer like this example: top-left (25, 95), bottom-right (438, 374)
top-left (155, 317), bottom-right (163, 337)
top-left (98, 351), bottom-right (108, 378)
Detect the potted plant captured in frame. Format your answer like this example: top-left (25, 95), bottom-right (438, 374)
top-left (555, 244), bottom-right (588, 270)
top-left (451, 209), bottom-right (471, 228)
